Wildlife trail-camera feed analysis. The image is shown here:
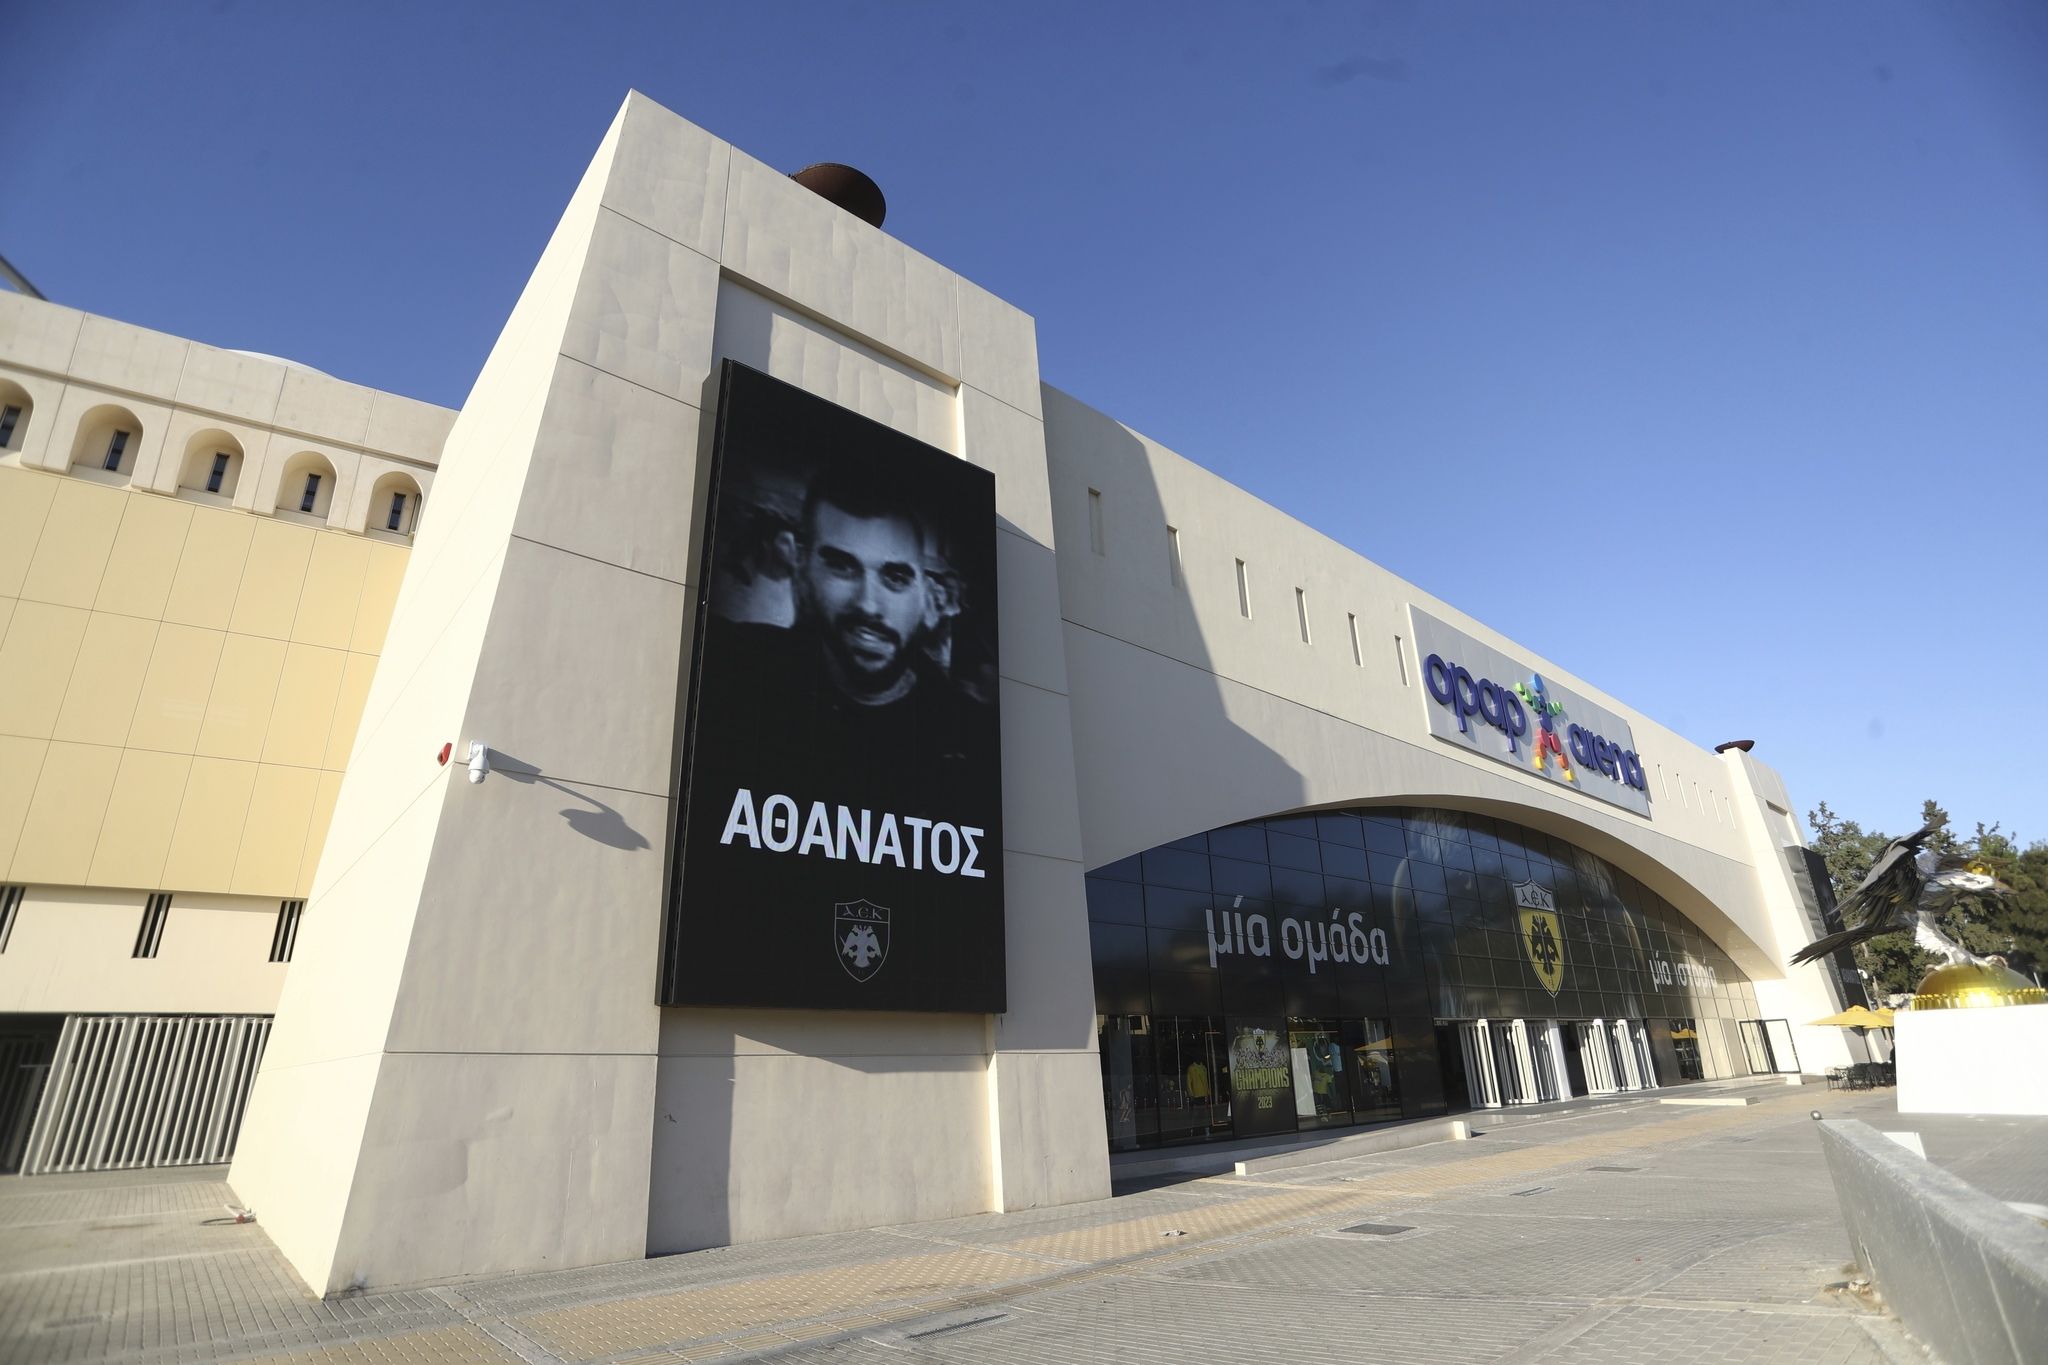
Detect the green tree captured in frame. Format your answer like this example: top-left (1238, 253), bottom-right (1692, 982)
top-left (1919, 799), bottom-right (1961, 856)
top-left (1940, 822), bottom-right (2048, 981)
top-left (1806, 801), bottom-right (1887, 896)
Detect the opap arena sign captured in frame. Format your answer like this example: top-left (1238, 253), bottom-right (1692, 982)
top-left (1408, 606), bottom-right (1652, 818)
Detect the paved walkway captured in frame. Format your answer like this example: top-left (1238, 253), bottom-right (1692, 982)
top-left (0, 1085), bottom-right (1946, 1365)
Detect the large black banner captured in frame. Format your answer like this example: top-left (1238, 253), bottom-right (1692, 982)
top-left (661, 362), bottom-right (1005, 1012)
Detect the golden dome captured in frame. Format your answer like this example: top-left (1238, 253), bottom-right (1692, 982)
top-left (1910, 960), bottom-right (2048, 1011)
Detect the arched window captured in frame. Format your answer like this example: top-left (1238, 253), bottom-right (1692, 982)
top-left (69, 403), bottom-right (145, 480)
top-left (178, 429), bottom-right (245, 501)
top-left (366, 471), bottom-right (423, 538)
top-left (0, 380), bottom-right (31, 454)
top-left (273, 452), bottom-right (337, 520)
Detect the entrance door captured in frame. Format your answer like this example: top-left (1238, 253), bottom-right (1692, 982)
top-left (1097, 1014), bottom-right (1153, 1151)
top-left (1610, 1019), bottom-right (1644, 1090)
top-left (1524, 1020), bottom-right (1565, 1102)
top-left (0, 1017), bottom-right (63, 1174)
top-left (1738, 1018), bottom-right (1801, 1075)
top-left (1669, 1019), bottom-right (1705, 1081)
top-left (1459, 1021), bottom-right (1503, 1108)
top-left (1576, 1021), bottom-right (1619, 1094)
top-left (1626, 1020), bottom-right (1658, 1090)
top-left (1485, 1022), bottom-right (1521, 1105)
top-left (1560, 1025), bottom-right (1588, 1096)
top-left (1434, 1022), bottom-right (1472, 1111)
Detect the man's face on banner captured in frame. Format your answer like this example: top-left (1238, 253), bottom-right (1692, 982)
top-left (797, 501), bottom-right (928, 693)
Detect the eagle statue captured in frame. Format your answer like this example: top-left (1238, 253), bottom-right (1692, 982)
top-left (1790, 823), bottom-right (2013, 968)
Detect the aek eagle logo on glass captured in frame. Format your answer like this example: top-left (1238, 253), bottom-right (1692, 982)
top-left (834, 899), bottom-right (891, 982)
top-left (1513, 880), bottom-right (1565, 998)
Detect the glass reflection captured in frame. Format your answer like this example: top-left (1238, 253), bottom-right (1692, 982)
top-left (1089, 806), bottom-right (1759, 1148)
top-left (1286, 1018), bottom-right (1351, 1129)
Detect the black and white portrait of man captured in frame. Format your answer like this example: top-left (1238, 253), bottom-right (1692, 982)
top-left (664, 362), bottom-right (1004, 1014)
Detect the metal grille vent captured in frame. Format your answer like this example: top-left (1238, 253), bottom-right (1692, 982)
top-left (133, 893), bottom-right (171, 959)
top-left (269, 900), bottom-right (303, 963)
top-left (0, 884), bottom-right (22, 952)
top-left (20, 1015), bottom-right (272, 1174)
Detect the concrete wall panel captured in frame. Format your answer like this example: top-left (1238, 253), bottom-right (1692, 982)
top-left (600, 91), bottom-right (730, 261)
top-left (513, 357), bottom-right (703, 584)
top-left (0, 887), bottom-right (283, 1015)
top-left (990, 1049), bottom-right (1111, 1210)
top-left (562, 208), bottom-right (720, 404)
top-left (327, 1051), bottom-right (658, 1292)
top-left (68, 313), bottom-right (188, 397)
top-left (990, 850), bottom-right (1096, 1053)
top-left (720, 150), bottom-right (961, 381)
top-left (0, 292), bottom-right (86, 373)
top-left (647, 1050), bottom-right (992, 1253)
top-left (459, 536), bottom-right (686, 797)
top-left (175, 343), bottom-right (289, 425)
top-left (958, 280), bottom-right (1041, 420)
top-left (386, 776), bottom-right (667, 1056)
top-left (709, 280), bottom-right (956, 453)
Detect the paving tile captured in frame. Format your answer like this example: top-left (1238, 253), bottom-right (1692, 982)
top-left (1537, 1303), bottom-right (1905, 1365)
top-left (0, 1088), bottom-right (1957, 1365)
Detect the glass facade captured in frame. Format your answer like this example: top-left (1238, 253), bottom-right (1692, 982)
top-left (1090, 806), bottom-right (1764, 1150)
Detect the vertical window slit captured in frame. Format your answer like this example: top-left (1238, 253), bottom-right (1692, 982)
top-left (1234, 559), bottom-right (1251, 618)
top-left (270, 900), bottom-right (304, 963)
top-left (1392, 633), bottom-right (1408, 684)
top-left (1166, 525), bottom-right (1183, 586)
top-left (133, 893), bottom-right (171, 959)
top-left (1086, 488), bottom-right (1104, 555)
top-left (1295, 588), bottom-right (1311, 644)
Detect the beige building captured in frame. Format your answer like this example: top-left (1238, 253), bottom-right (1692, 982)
top-left (0, 306), bottom-right (447, 1168)
top-left (0, 92), bottom-right (1864, 1295)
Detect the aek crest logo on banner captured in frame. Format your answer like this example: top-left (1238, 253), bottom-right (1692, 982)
top-left (835, 900), bottom-right (891, 982)
top-left (1513, 880), bottom-right (1565, 998)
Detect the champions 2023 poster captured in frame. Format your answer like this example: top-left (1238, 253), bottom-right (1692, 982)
top-left (660, 362), bottom-right (1005, 1012)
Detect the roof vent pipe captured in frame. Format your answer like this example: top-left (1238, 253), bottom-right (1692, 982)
top-left (790, 163), bottom-right (887, 228)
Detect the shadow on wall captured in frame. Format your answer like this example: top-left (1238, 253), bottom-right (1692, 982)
top-left (646, 362), bottom-right (736, 1252)
top-left (493, 755), bottom-right (651, 852)
top-left (1044, 391), bottom-right (1312, 856)
top-left (1046, 394), bottom-right (1456, 1118)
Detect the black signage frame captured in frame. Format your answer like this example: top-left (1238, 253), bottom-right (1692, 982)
top-left (660, 362), bottom-right (1006, 1013)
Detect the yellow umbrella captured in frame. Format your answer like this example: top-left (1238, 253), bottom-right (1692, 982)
top-left (1808, 1005), bottom-right (1891, 1028)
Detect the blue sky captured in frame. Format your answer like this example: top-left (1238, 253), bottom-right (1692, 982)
top-left (11, 2), bottom-right (2045, 844)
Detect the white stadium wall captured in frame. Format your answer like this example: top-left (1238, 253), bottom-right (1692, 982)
top-left (228, 92), bottom-right (1106, 1293)
top-left (202, 90), bottom-right (1853, 1292)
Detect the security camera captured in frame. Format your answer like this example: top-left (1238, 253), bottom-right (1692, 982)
top-left (467, 741), bottom-right (491, 784)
